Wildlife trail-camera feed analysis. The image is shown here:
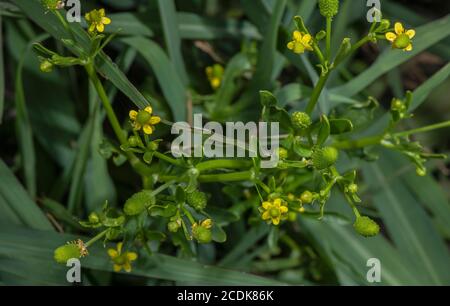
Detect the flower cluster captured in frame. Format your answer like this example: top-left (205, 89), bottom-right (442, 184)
top-left (129, 106), bottom-right (161, 135)
top-left (287, 31), bottom-right (313, 54)
top-left (85, 8), bottom-right (111, 34)
top-left (260, 198), bottom-right (289, 225)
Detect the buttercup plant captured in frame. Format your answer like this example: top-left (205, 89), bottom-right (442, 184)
top-left (7, 0), bottom-right (446, 281)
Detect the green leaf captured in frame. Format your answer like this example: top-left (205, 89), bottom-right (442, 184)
top-left (410, 62), bottom-right (450, 111)
top-left (121, 36), bottom-right (187, 121)
top-left (157, 0), bottom-right (188, 85)
top-left (176, 12), bottom-right (261, 40)
top-left (332, 15), bottom-right (450, 97)
top-left (363, 151), bottom-right (450, 285)
top-left (316, 115), bottom-right (331, 146)
top-left (0, 225), bottom-right (283, 285)
top-left (14, 0), bottom-right (157, 111)
top-left (259, 90), bottom-right (278, 107)
top-left (0, 159), bottom-right (53, 230)
top-left (329, 118), bottom-right (353, 135)
top-left (0, 16), bottom-right (4, 124)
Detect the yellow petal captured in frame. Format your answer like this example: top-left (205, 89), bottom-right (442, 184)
top-left (113, 264), bottom-right (122, 272)
top-left (293, 42), bottom-right (305, 54)
top-left (96, 23), bottom-right (105, 33)
top-left (123, 263), bottom-right (132, 273)
top-left (126, 252), bottom-right (138, 261)
top-left (293, 31), bottom-right (302, 41)
top-left (280, 206), bottom-right (288, 213)
top-left (211, 78), bottom-right (221, 89)
top-left (144, 106), bottom-right (153, 114)
top-left (385, 32), bottom-right (397, 42)
top-left (287, 41), bottom-right (295, 50)
top-left (143, 125), bottom-right (153, 135)
top-left (406, 29), bottom-right (415, 39)
top-left (305, 44), bottom-right (314, 51)
top-left (102, 17), bottom-right (111, 25)
top-left (206, 67), bottom-right (213, 77)
top-left (117, 242), bottom-right (123, 254)
top-left (262, 201), bottom-right (272, 210)
top-left (262, 211), bottom-right (270, 220)
top-left (107, 249), bottom-right (118, 258)
top-left (88, 23), bottom-right (96, 33)
top-left (301, 34), bottom-right (312, 44)
top-left (405, 44), bottom-right (413, 51)
top-left (394, 22), bottom-right (404, 35)
top-left (272, 217), bottom-right (280, 225)
top-left (85, 13), bottom-right (91, 21)
top-left (129, 110), bottom-right (138, 120)
top-left (273, 198), bottom-right (282, 207)
top-left (99, 9), bottom-right (105, 17)
top-left (150, 116), bottom-right (161, 125)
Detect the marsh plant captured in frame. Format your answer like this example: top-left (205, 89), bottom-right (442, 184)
top-left (1, 0), bottom-right (449, 285)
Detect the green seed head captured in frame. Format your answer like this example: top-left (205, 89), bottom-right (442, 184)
top-left (312, 147), bottom-right (339, 170)
top-left (124, 190), bottom-right (154, 216)
top-left (136, 110), bottom-right (151, 125)
top-left (318, 0), bottom-right (339, 18)
top-left (54, 244), bottom-right (82, 264)
top-left (300, 190), bottom-right (314, 204)
top-left (193, 226), bottom-right (212, 244)
top-left (291, 112), bottom-right (312, 130)
top-left (277, 147), bottom-right (288, 160)
top-left (270, 208), bottom-right (281, 218)
top-left (186, 191), bottom-right (207, 211)
top-left (347, 183), bottom-right (358, 194)
top-left (394, 34), bottom-right (411, 49)
top-left (168, 221), bottom-right (181, 233)
top-left (353, 216), bottom-right (380, 237)
top-left (88, 212), bottom-right (100, 224)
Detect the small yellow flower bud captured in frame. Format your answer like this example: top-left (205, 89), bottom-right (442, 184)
top-left (300, 190), bottom-right (314, 204)
top-left (168, 220), bottom-right (181, 233)
top-left (88, 212), bottom-right (100, 224)
top-left (40, 60), bottom-right (53, 73)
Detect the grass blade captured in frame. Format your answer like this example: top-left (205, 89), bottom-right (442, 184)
top-left (157, 0), bottom-right (188, 85)
top-left (331, 15), bottom-right (450, 97)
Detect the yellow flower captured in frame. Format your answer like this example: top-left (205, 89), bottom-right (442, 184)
top-left (129, 106), bottom-right (161, 135)
top-left (287, 31), bottom-right (313, 54)
top-left (260, 198), bottom-right (289, 225)
top-left (85, 8), bottom-right (111, 34)
top-left (385, 22), bottom-right (415, 51)
top-left (206, 64), bottom-right (224, 90)
top-left (107, 242), bottom-right (138, 273)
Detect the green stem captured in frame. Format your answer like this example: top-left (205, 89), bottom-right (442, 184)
top-left (196, 159), bottom-right (252, 172)
top-left (198, 171), bottom-right (253, 183)
top-left (394, 120), bottom-right (450, 137)
top-left (85, 229), bottom-right (108, 248)
top-left (85, 63), bottom-right (152, 176)
top-left (305, 72), bottom-right (330, 115)
top-left (326, 17), bottom-right (332, 61)
top-left (349, 36), bottom-right (371, 55)
top-left (332, 135), bottom-right (384, 150)
top-left (153, 151), bottom-right (183, 167)
top-left (151, 180), bottom-right (176, 197)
